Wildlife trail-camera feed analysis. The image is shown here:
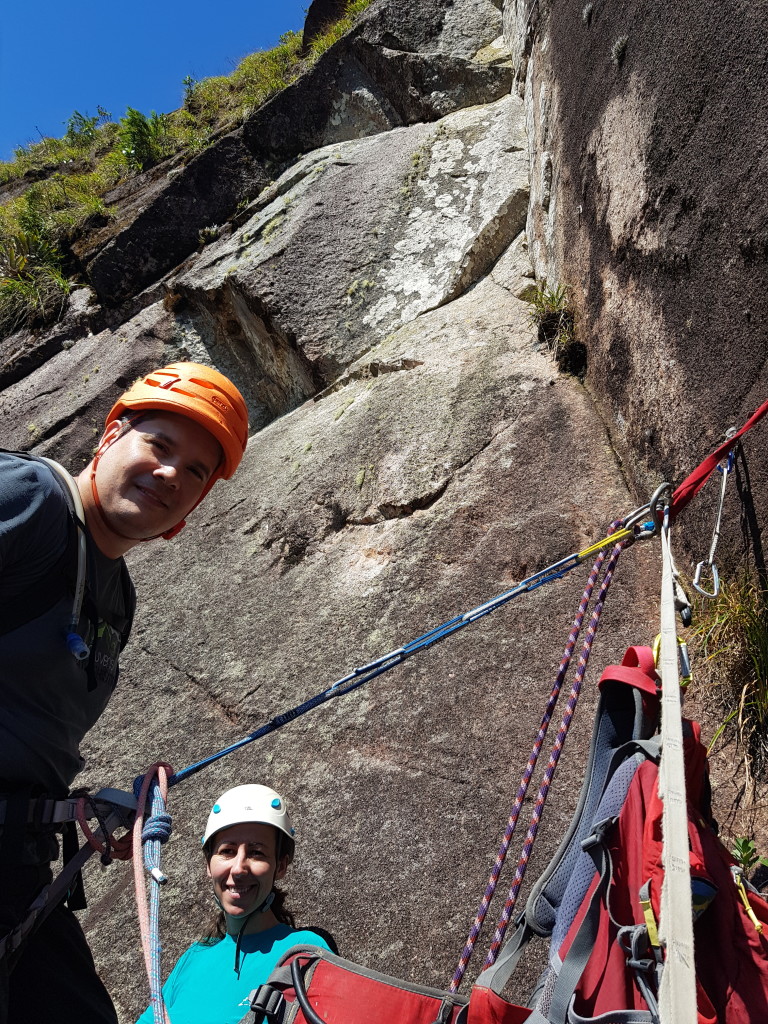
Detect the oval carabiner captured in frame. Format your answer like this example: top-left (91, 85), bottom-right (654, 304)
top-left (693, 560), bottom-right (720, 599)
top-left (647, 481), bottom-right (673, 534)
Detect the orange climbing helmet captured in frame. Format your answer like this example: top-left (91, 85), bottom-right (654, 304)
top-left (106, 362), bottom-right (248, 480)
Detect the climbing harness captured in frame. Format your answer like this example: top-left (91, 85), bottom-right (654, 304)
top-left (0, 789), bottom-right (136, 962)
top-left (692, 428), bottom-right (737, 598)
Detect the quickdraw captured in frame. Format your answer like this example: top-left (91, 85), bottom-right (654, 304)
top-left (692, 428), bottom-right (737, 598)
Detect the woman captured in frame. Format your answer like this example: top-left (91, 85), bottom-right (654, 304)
top-left (136, 784), bottom-right (333, 1024)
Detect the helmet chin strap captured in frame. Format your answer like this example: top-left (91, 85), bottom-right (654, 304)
top-left (229, 890), bottom-right (276, 977)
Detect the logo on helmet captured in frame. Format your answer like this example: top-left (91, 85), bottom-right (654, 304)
top-left (211, 395), bottom-right (230, 414)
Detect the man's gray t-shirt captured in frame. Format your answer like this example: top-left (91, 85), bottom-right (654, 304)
top-left (0, 453), bottom-right (135, 796)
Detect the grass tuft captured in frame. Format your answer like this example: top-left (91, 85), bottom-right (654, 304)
top-left (692, 576), bottom-right (768, 797)
top-left (528, 282), bottom-right (586, 375)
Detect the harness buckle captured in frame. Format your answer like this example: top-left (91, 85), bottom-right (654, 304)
top-left (250, 983), bottom-right (284, 1023)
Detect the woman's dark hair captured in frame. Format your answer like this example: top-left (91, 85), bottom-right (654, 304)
top-left (200, 827), bottom-right (296, 944)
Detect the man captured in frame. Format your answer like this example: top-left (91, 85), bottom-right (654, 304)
top-left (0, 362), bottom-right (249, 1023)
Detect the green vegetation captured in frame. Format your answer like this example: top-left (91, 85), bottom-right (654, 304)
top-left (0, 187), bottom-right (73, 335)
top-left (346, 278), bottom-right (375, 306)
top-left (528, 282), bottom-right (586, 375)
top-left (0, 1), bottom-right (374, 338)
top-left (198, 224), bottom-right (223, 247)
top-left (183, 31), bottom-right (305, 130)
top-left (693, 577), bottom-right (768, 792)
top-left (2, 1), bottom-right (373, 184)
top-left (308, 0), bottom-right (373, 57)
top-left (731, 836), bottom-right (768, 875)
top-left (118, 108), bottom-right (170, 170)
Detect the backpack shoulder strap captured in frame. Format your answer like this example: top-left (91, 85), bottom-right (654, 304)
top-left (37, 458), bottom-right (88, 644)
top-left (524, 649), bottom-right (660, 940)
top-left (0, 452), bottom-right (82, 637)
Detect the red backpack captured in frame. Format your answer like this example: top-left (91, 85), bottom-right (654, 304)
top-left (248, 647), bottom-right (768, 1024)
top-left (474, 647), bottom-right (768, 1024)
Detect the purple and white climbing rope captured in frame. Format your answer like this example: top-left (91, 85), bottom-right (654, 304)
top-left (448, 530), bottom-right (621, 991)
top-left (480, 534), bottom-right (627, 969)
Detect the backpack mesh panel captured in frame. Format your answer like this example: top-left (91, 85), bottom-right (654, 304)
top-left (550, 757), bottom-right (641, 956)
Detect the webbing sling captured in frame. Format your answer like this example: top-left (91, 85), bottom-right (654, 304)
top-left (670, 397), bottom-right (768, 518)
top-left (656, 513), bottom-right (696, 1024)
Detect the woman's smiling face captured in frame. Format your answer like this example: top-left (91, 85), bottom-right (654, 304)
top-left (206, 823), bottom-right (287, 927)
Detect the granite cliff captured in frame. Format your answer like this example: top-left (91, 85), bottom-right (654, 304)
top-left (0, 1), bottom-right (765, 1019)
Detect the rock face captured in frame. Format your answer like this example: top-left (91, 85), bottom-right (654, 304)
top-left (505, 0), bottom-right (768, 568)
top-left (1, 1), bottom-right (765, 1022)
top-left (81, 0), bottom-right (513, 307)
top-left (169, 93), bottom-right (529, 423)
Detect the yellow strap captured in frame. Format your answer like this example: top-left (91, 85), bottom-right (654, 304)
top-left (640, 894), bottom-right (661, 948)
top-left (577, 526), bottom-right (635, 561)
top-left (734, 869), bottom-right (764, 934)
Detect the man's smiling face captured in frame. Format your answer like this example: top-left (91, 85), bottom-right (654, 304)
top-left (90, 411), bottom-right (223, 545)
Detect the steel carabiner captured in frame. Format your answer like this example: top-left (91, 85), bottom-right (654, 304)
top-left (692, 428), bottom-right (737, 599)
top-left (692, 560), bottom-right (720, 599)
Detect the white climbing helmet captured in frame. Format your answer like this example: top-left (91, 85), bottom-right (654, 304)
top-left (202, 784), bottom-right (296, 851)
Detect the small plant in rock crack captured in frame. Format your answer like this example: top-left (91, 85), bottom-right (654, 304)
top-left (528, 282), bottom-right (586, 375)
top-left (198, 224), bottom-right (223, 246)
top-left (731, 836), bottom-right (768, 876)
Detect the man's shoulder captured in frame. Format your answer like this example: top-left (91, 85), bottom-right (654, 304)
top-left (0, 452), bottom-right (72, 567)
top-left (0, 451), bottom-right (67, 511)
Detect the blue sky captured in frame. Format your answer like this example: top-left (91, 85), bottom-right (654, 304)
top-left (0, 1), bottom-right (309, 162)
